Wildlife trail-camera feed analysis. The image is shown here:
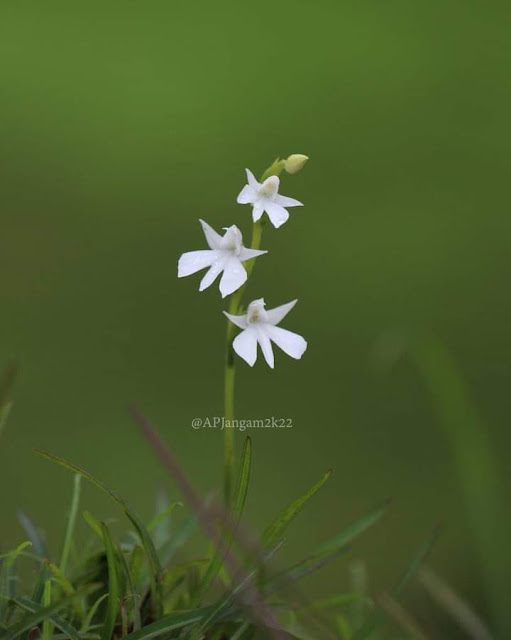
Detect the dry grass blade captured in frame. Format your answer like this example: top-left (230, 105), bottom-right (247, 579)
top-left (419, 567), bottom-right (494, 640)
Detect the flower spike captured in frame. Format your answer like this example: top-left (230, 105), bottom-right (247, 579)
top-left (178, 220), bottom-right (267, 298)
top-left (224, 298), bottom-right (307, 368)
top-left (237, 169), bottom-right (303, 229)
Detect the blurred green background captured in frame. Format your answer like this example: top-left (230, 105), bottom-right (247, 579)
top-left (1, 0), bottom-right (510, 634)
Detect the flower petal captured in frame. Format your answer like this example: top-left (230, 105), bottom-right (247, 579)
top-left (245, 168), bottom-right (260, 190)
top-left (252, 202), bottom-right (264, 222)
top-left (219, 257), bottom-right (247, 298)
top-left (263, 201), bottom-right (289, 228)
top-left (178, 250), bottom-right (216, 278)
top-left (199, 256), bottom-right (227, 291)
top-left (261, 175), bottom-right (280, 199)
top-left (238, 248), bottom-right (267, 262)
top-left (274, 194), bottom-right (303, 208)
top-left (233, 327), bottom-right (258, 366)
top-left (256, 327), bottom-right (275, 368)
top-left (223, 311), bottom-right (248, 329)
top-left (266, 325), bottom-right (307, 360)
top-left (237, 185), bottom-right (256, 205)
top-left (199, 219), bottom-right (223, 250)
top-left (266, 299), bottom-right (298, 325)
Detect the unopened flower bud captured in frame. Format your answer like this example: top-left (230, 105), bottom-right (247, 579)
top-left (284, 154), bottom-right (309, 174)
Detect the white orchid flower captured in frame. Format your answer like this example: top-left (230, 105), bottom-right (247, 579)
top-left (236, 169), bottom-right (303, 229)
top-left (178, 220), bottom-right (267, 298)
top-left (224, 298), bottom-right (307, 368)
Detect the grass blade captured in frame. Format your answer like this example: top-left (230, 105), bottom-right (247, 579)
top-left (1, 542), bottom-right (32, 621)
top-left (233, 436), bottom-right (252, 520)
top-left (41, 581), bottom-right (53, 640)
top-left (147, 502), bottom-right (183, 535)
top-left (11, 596), bottom-right (83, 640)
top-left (407, 335), bottom-right (510, 637)
top-left (100, 523), bottom-right (120, 640)
top-left (418, 566), bottom-right (494, 640)
top-left (194, 437), bottom-right (253, 604)
top-left (3, 585), bottom-right (99, 640)
top-left (117, 545), bottom-right (142, 632)
top-left (353, 525), bottom-right (441, 640)
top-left (314, 500), bottom-right (389, 557)
top-left (36, 450), bottom-right (163, 618)
top-left (17, 511), bottom-right (50, 560)
top-left (60, 474), bottom-right (82, 575)
top-left (122, 607), bottom-right (214, 640)
top-left (393, 524), bottom-right (442, 600)
top-left (80, 594), bottom-right (109, 634)
top-left (263, 469), bottom-right (331, 546)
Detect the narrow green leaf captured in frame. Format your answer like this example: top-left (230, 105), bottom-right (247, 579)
top-left (233, 436), bottom-right (252, 520)
top-left (60, 474), bottom-right (82, 575)
top-left (147, 502), bottom-right (183, 534)
top-left (11, 596), bottom-right (82, 640)
top-left (392, 524), bottom-right (442, 600)
top-left (117, 547), bottom-right (142, 632)
top-left (1, 542), bottom-right (32, 621)
top-left (128, 546), bottom-right (144, 588)
top-left (80, 594), bottom-right (109, 634)
top-left (100, 523), bottom-right (120, 640)
top-left (353, 525), bottom-right (441, 640)
top-left (46, 563), bottom-right (75, 596)
top-left (304, 593), bottom-right (365, 611)
top-left (263, 469), bottom-right (332, 545)
top-left (122, 607), bottom-right (213, 640)
top-left (158, 513), bottom-right (198, 566)
top-left (17, 512), bottom-right (49, 560)
top-left (83, 512), bottom-right (103, 540)
top-left (193, 437), bottom-right (252, 604)
top-left (161, 559), bottom-right (209, 589)
top-left (230, 620), bottom-right (251, 640)
top-left (36, 450), bottom-right (163, 617)
top-left (265, 547), bottom-right (348, 596)
top-left (3, 585), bottom-right (99, 640)
top-left (197, 540), bottom-right (284, 636)
top-left (20, 566), bottom-right (50, 640)
top-left (41, 581), bottom-right (53, 640)
top-left (3, 543), bottom-right (32, 574)
top-left (314, 501), bottom-right (389, 557)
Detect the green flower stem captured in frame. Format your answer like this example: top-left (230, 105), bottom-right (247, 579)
top-left (223, 158), bottom-right (286, 505)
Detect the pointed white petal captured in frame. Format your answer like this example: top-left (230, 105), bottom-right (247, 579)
top-left (261, 175), bottom-right (280, 199)
top-left (223, 311), bottom-right (248, 329)
top-left (274, 194), bottom-right (303, 208)
top-left (218, 225), bottom-right (243, 253)
top-left (267, 325), bottom-right (307, 360)
top-left (263, 201), bottom-right (289, 228)
top-left (266, 299), bottom-right (298, 325)
top-left (237, 185), bottom-right (256, 205)
top-left (252, 203), bottom-right (264, 222)
top-left (245, 168), bottom-right (260, 190)
top-left (256, 328), bottom-right (275, 368)
top-left (199, 219), bottom-right (223, 250)
top-left (233, 327), bottom-right (258, 366)
top-left (219, 257), bottom-right (247, 297)
top-left (178, 250), bottom-right (216, 278)
top-left (238, 248), bottom-right (267, 262)
top-left (199, 257), bottom-right (227, 291)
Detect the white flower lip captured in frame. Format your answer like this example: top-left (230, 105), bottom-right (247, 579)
top-left (224, 298), bottom-right (307, 369)
top-left (236, 168), bottom-right (303, 229)
top-left (177, 220), bottom-right (267, 298)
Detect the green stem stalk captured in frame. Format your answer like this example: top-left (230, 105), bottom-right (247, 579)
top-left (223, 159), bottom-right (286, 505)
